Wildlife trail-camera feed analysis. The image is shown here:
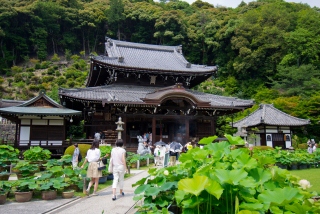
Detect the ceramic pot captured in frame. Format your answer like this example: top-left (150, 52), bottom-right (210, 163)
top-left (15, 191), bottom-right (33, 202)
top-left (0, 193), bottom-right (7, 205)
top-left (62, 190), bottom-right (74, 199)
top-left (41, 190), bottom-right (57, 200)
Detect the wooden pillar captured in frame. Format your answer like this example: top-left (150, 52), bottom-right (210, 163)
top-left (14, 122), bottom-right (19, 147)
top-left (185, 118), bottom-right (189, 144)
top-left (211, 117), bottom-right (216, 135)
top-left (152, 117), bottom-right (156, 146)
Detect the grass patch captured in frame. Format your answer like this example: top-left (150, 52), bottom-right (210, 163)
top-left (290, 168), bottom-right (320, 194)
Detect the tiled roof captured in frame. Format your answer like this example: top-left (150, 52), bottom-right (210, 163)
top-left (233, 104), bottom-right (310, 127)
top-left (0, 107), bottom-right (82, 116)
top-left (0, 99), bottom-right (25, 108)
top-left (92, 37), bottom-right (218, 73)
top-left (59, 84), bottom-right (254, 108)
top-left (0, 92), bottom-right (82, 116)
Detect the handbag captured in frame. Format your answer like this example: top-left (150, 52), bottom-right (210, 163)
top-left (108, 157), bottom-right (113, 173)
top-left (98, 161), bottom-right (106, 171)
top-left (101, 157), bottom-right (108, 165)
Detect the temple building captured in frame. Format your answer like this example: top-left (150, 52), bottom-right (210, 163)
top-left (59, 37), bottom-right (254, 149)
top-left (232, 104), bottom-right (310, 148)
top-left (0, 92), bottom-right (81, 153)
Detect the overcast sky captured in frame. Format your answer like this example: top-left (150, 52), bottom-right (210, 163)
top-left (183, 0), bottom-right (320, 8)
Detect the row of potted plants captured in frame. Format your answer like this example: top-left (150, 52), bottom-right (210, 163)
top-left (0, 156), bottom-right (87, 204)
top-left (127, 152), bottom-right (154, 168)
top-left (253, 146), bottom-right (320, 170)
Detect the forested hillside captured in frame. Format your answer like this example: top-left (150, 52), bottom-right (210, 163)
top-left (0, 0), bottom-right (320, 141)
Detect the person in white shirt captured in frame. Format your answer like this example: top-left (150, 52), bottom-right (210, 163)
top-left (110, 139), bottom-right (127, 201)
top-left (81, 140), bottom-right (101, 196)
top-left (72, 143), bottom-right (80, 169)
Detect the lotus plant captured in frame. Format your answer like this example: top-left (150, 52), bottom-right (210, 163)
top-left (133, 134), bottom-right (320, 213)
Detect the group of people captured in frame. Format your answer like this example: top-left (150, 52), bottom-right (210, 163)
top-left (307, 139), bottom-right (317, 154)
top-left (71, 135), bottom-right (195, 199)
top-left (72, 139), bottom-right (127, 200)
top-left (93, 131), bottom-right (106, 143)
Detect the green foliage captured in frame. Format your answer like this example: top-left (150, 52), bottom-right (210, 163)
top-left (14, 179), bottom-right (38, 192)
top-left (133, 135), bottom-right (319, 213)
top-left (0, 145), bottom-right (20, 161)
top-left (64, 144), bottom-right (91, 159)
top-left (67, 120), bottom-right (85, 139)
top-left (23, 146), bottom-right (51, 161)
top-left (51, 53), bottom-right (60, 62)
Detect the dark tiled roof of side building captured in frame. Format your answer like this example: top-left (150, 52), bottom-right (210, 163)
top-left (233, 104), bottom-right (310, 127)
top-left (0, 99), bottom-right (25, 108)
top-left (92, 37), bottom-right (218, 73)
top-left (59, 84), bottom-right (254, 108)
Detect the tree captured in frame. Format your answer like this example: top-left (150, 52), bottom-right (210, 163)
top-left (107, 0), bottom-right (125, 40)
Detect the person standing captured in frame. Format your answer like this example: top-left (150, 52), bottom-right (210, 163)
top-left (110, 139), bottom-right (127, 201)
top-left (72, 143), bottom-right (80, 169)
top-left (81, 140), bottom-right (101, 196)
top-left (94, 132), bottom-right (101, 141)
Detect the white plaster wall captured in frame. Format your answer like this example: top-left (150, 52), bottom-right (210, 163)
top-left (20, 126), bottom-right (30, 145)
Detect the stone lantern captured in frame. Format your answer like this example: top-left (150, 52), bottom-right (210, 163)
top-left (115, 117), bottom-right (124, 139)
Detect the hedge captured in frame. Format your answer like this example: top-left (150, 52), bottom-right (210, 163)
top-left (64, 144), bottom-right (91, 157)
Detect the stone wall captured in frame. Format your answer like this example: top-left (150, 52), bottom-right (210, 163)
top-left (0, 124), bottom-right (16, 144)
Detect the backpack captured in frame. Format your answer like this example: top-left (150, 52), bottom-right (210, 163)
top-left (78, 152), bottom-right (82, 162)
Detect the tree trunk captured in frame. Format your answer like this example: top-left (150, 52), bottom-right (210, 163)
top-left (82, 30), bottom-right (86, 55)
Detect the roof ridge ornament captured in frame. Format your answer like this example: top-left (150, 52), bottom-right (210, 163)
top-left (186, 62), bottom-right (191, 68)
top-left (118, 56), bottom-right (124, 63)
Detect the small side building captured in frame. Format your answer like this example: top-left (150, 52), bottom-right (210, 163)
top-left (232, 104), bottom-right (310, 148)
top-left (0, 92), bottom-right (82, 154)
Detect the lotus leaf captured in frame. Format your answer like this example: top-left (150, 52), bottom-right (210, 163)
top-left (134, 184), bottom-right (150, 194)
top-left (258, 187), bottom-right (301, 206)
top-left (224, 134), bottom-right (245, 145)
top-left (178, 175), bottom-right (208, 196)
top-left (198, 136), bottom-right (218, 145)
top-left (215, 169), bottom-right (247, 185)
top-left (204, 180), bottom-right (223, 199)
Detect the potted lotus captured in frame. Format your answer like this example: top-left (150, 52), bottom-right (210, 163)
top-left (37, 166), bottom-right (68, 200)
top-left (37, 174), bottom-right (68, 200)
top-left (13, 179), bottom-right (38, 202)
top-left (0, 181), bottom-right (11, 204)
top-left (0, 171), bottom-right (11, 181)
top-left (23, 146), bottom-right (51, 171)
top-left (0, 145), bottom-right (19, 171)
top-left (12, 161), bottom-right (39, 179)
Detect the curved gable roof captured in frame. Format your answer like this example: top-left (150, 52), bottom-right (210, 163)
top-left (0, 92), bottom-right (82, 116)
top-left (233, 104), bottom-right (310, 127)
top-left (93, 37), bottom-right (218, 74)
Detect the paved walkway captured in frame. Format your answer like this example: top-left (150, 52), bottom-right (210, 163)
top-left (0, 170), bottom-right (148, 214)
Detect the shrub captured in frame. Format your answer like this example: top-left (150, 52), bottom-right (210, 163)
top-left (26, 67), bottom-right (35, 72)
top-left (11, 66), bottom-right (23, 74)
top-left (41, 61), bottom-right (51, 69)
top-left (298, 143), bottom-right (308, 149)
top-left (42, 76), bottom-right (54, 83)
top-left (28, 84), bottom-right (40, 91)
top-left (67, 80), bottom-right (75, 88)
top-left (47, 67), bottom-right (55, 75)
top-left (14, 73), bottom-right (23, 82)
top-left (55, 71), bottom-right (61, 76)
top-left (252, 146), bottom-right (274, 150)
top-left (65, 49), bottom-right (72, 61)
top-left (35, 63), bottom-right (41, 69)
top-left (64, 144), bottom-right (91, 158)
top-left (55, 76), bottom-right (67, 85)
top-left (51, 53), bottom-right (60, 62)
